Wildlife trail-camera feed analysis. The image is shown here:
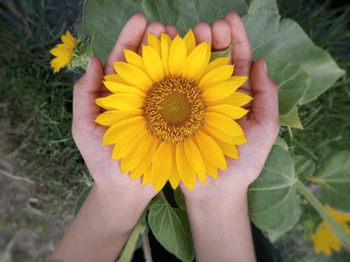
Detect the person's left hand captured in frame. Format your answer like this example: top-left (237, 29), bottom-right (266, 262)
top-left (72, 13), bottom-right (178, 201)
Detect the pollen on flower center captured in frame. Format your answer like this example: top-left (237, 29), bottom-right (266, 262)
top-left (143, 76), bottom-right (205, 143)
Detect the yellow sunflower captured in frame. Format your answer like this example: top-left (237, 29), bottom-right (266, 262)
top-left (312, 204), bottom-right (350, 256)
top-left (49, 31), bottom-right (77, 73)
top-left (95, 29), bottom-right (252, 192)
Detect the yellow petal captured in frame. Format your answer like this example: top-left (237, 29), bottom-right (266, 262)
top-left (103, 116), bottom-right (145, 145)
top-left (205, 105), bottom-right (248, 119)
top-left (169, 143), bottom-right (180, 190)
top-left (103, 81), bottom-right (146, 97)
top-left (216, 140), bottom-right (239, 159)
top-left (168, 35), bottom-right (187, 77)
top-left (95, 93), bottom-right (144, 111)
top-left (176, 141), bottom-right (196, 191)
top-left (192, 43), bottom-right (211, 81)
top-left (201, 127), bottom-right (247, 145)
top-left (94, 109), bottom-right (143, 126)
top-left (202, 76), bottom-right (248, 101)
top-left (182, 42), bottom-right (210, 81)
top-left (120, 131), bottom-right (152, 173)
top-left (50, 46), bottom-right (72, 59)
top-left (61, 34), bottom-right (75, 49)
top-left (161, 33), bottom-right (172, 76)
top-left (195, 130), bottom-right (227, 170)
top-left (183, 28), bottom-right (196, 55)
top-left (143, 45), bottom-right (165, 83)
top-left (202, 154), bottom-right (218, 180)
top-left (65, 31), bottom-right (76, 47)
top-left (202, 122), bottom-right (244, 144)
top-left (148, 33), bottom-right (161, 58)
top-left (104, 74), bottom-right (128, 84)
top-left (205, 91), bottom-right (253, 107)
top-left (204, 112), bottom-right (244, 136)
top-left (199, 57), bottom-right (231, 83)
top-left (113, 62), bottom-right (153, 90)
top-left (142, 163), bottom-right (153, 186)
top-left (184, 136), bottom-right (206, 183)
top-left (151, 141), bottom-right (172, 192)
top-left (197, 65), bottom-right (234, 90)
top-left (124, 49), bottom-right (149, 75)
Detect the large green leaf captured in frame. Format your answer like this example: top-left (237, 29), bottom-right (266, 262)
top-left (248, 145), bottom-right (299, 231)
top-left (148, 199), bottom-right (194, 261)
top-left (313, 150), bottom-right (350, 212)
top-left (73, 185), bottom-right (93, 217)
top-left (274, 136), bottom-right (288, 151)
top-left (293, 155), bottom-right (315, 182)
top-left (279, 107), bottom-right (303, 129)
top-left (242, 10), bottom-right (345, 104)
top-left (176, 0), bottom-right (248, 37)
top-left (174, 186), bottom-right (187, 210)
top-left (245, 0), bottom-right (278, 14)
top-left (266, 61), bottom-right (310, 115)
top-left (141, 0), bottom-right (180, 26)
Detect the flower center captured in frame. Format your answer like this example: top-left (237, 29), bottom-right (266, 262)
top-left (143, 76), bottom-right (205, 143)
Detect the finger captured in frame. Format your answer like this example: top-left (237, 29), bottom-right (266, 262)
top-left (137, 21), bottom-right (166, 56)
top-left (72, 57), bottom-right (104, 135)
top-left (224, 12), bottom-right (253, 87)
top-left (104, 13), bottom-right (147, 75)
top-left (249, 58), bottom-right (279, 129)
top-left (211, 19), bottom-right (231, 52)
top-left (165, 24), bottom-right (178, 40)
top-left (193, 22), bottom-right (212, 48)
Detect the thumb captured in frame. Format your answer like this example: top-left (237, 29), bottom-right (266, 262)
top-left (72, 57), bottom-right (103, 133)
top-left (250, 58), bottom-right (279, 128)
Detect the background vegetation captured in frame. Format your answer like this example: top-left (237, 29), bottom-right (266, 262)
top-left (0, 0), bottom-right (349, 261)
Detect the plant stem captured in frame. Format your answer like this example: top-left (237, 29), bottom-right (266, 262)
top-left (295, 180), bottom-right (350, 247)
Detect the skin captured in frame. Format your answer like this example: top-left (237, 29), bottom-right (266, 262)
top-left (51, 12), bottom-right (279, 262)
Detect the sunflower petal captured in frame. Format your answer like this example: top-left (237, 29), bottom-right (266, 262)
top-left (169, 35), bottom-right (187, 77)
top-left (113, 62), bottom-right (153, 90)
top-left (176, 141), bottom-right (196, 191)
top-left (169, 143), bottom-right (180, 190)
top-left (151, 141), bottom-right (172, 192)
top-left (104, 74), bottom-right (128, 84)
top-left (202, 154), bottom-right (218, 180)
top-left (205, 92), bottom-right (253, 107)
top-left (148, 33), bottom-right (161, 58)
top-left (161, 33), bottom-right (172, 76)
top-left (95, 93), bottom-right (144, 111)
top-left (202, 76), bottom-right (248, 101)
top-left (184, 137), bottom-right (206, 183)
top-left (202, 123), bottom-right (244, 144)
top-left (205, 105), bottom-right (248, 119)
top-left (195, 130), bottom-right (227, 170)
top-left (204, 112), bottom-right (244, 136)
top-left (192, 43), bottom-right (211, 81)
top-left (143, 163), bottom-right (153, 186)
top-left (143, 45), bottom-right (165, 83)
top-left (61, 34), bottom-right (75, 49)
top-left (201, 126), bottom-right (247, 145)
top-left (103, 81), bottom-right (146, 97)
top-left (197, 65), bottom-right (234, 90)
top-left (183, 29), bottom-right (196, 55)
top-left (182, 42), bottom-right (210, 81)
top-left (94, 109), bottom-right (143, 126)
top-left (124, 49), bottom-right (148, 75)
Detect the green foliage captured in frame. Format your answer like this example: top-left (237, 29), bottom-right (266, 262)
top-left (73, 185), bottom-right (93, 217)
top-left (248, 145), bottom-right (299, 231)
top-left (246, 0), bottom-right (278, 14)
top-left (279, 107), bottom-right (303, 129)
top-left (174, 186), bottom-right (187, 210)
top-left (293, 155), bottom-right (315, 182)
top-left (141, 0), bottom-right (180, 26)
top-left (312, 150), bottom-right (350, 212)
top-left (209, 42), bottom-right (235, 63)
top-left (148, 199), bottom-right (194, 261)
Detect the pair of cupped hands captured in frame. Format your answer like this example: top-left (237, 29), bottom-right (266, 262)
top-left (72, 12), bottom-right (279, 204)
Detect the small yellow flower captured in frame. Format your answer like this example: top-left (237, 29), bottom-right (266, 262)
top-left (312, 204), bottom-right (350, 256)
top-left (49, 31), bottom-right (77, 73)
top-left (95, 29), bottom-right (252, 192)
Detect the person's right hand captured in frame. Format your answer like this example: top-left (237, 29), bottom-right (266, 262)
top-left (179, 12), bottom-right (280, 202)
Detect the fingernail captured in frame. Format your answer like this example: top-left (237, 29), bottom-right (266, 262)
top-left (263, 60), bottom-right (268, 73)
top-left (86, 58), bottom-right (93, 72)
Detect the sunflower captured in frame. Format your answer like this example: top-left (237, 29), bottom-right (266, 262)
top-left (95, 29), bottom-right (252, 192)
top-left (49, 31), bottom-right (77, 74)
top-left (312, 204), bottom-right (350, 256)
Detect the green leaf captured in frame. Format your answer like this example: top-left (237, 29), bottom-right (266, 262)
top-left (148, 200), bottom-right (194, 261)
top-left (279, 107), bottom-right (303, 129)
top-left (73, 185), bottom-right (93, 217)
top-left (245, 0), bottom-right (278, 14)
top-left (248, 145), bottom-right (299, 231)
top-left (293, 155), bottom-right (315, 182)
top-left (174, 186), bottom-right (187, 210)
top-left (274, 136), bottom-right (288, 151)
top-left (266, 61), bottom-right (310, 115)
top-left (312, 150), bottom-right (350, 212)
top-left (242, 10), bottom-right (345, 104)
top-left (210, 42), bottom-right (235, 63)
top-left (141, 0), bottom-right (180, 26)
top-left (176, 0), bottom-right (248, 37)
top-left (75, 0), bottom-right (144, 65)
